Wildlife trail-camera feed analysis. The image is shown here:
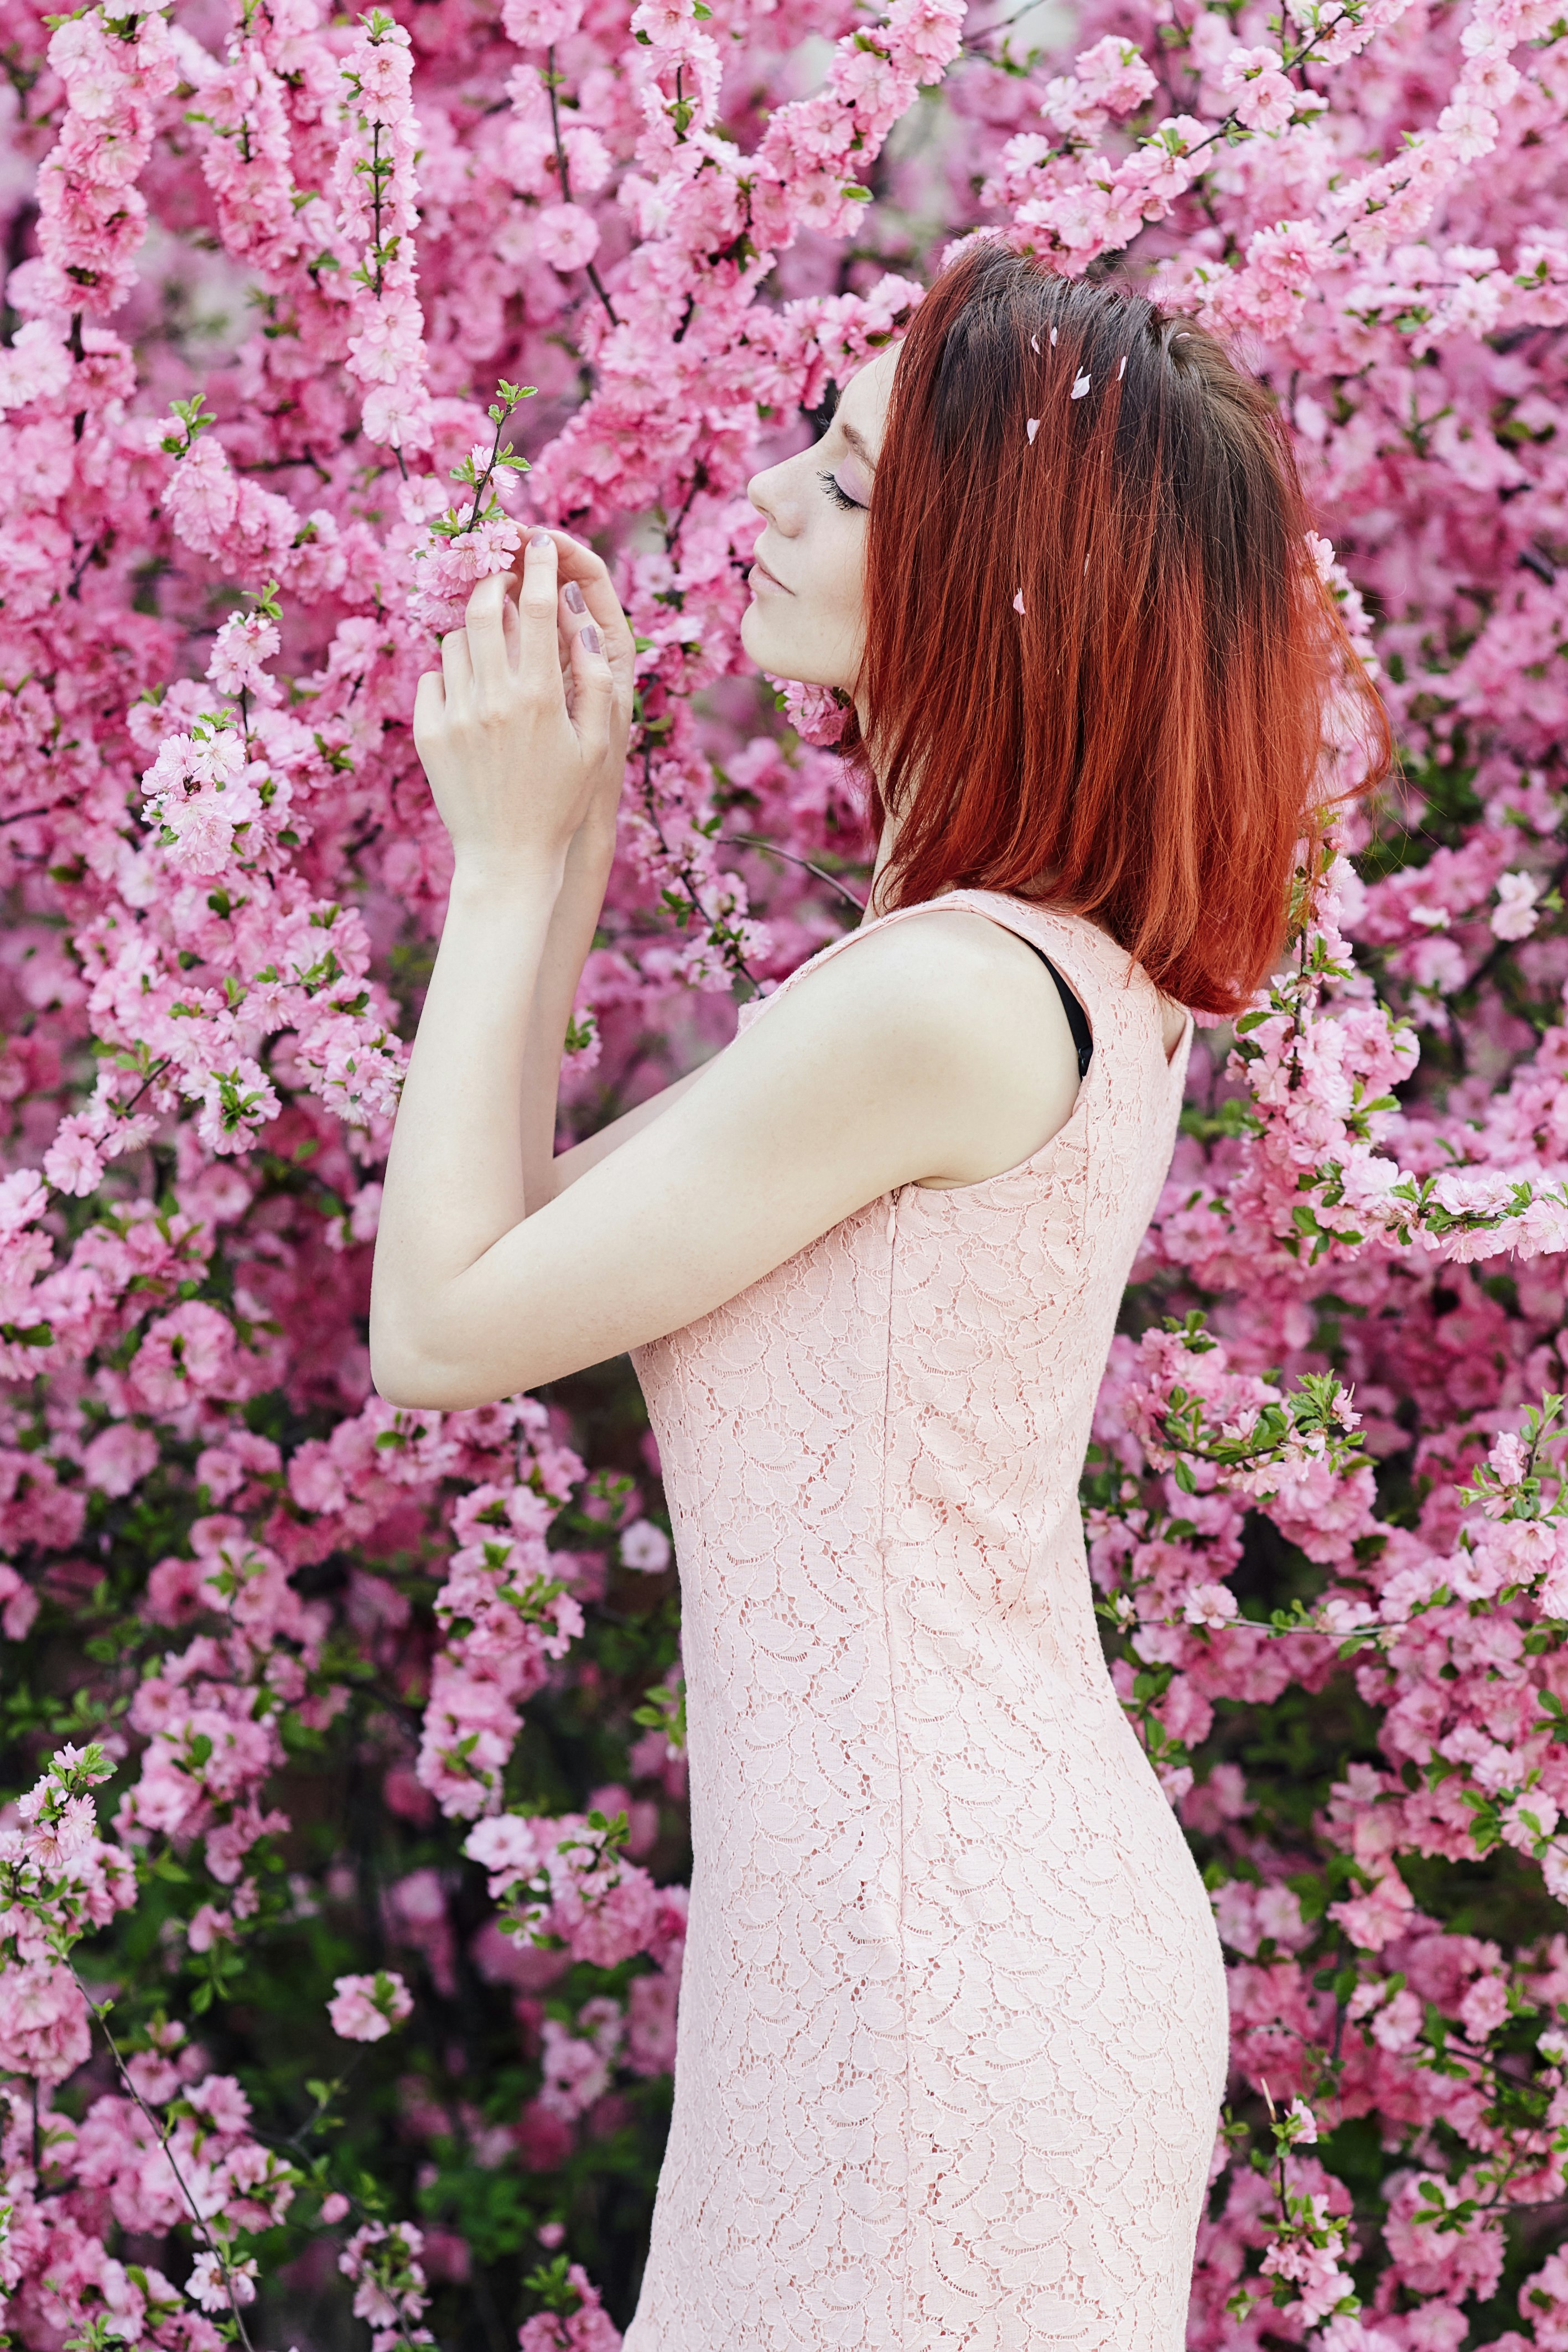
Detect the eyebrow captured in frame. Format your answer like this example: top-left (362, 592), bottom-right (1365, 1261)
top-left (839, 420), bottom-right (878, 472)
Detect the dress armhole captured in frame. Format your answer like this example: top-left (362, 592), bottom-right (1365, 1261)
top-left (1020, 942), bottom-right (1093, 1079)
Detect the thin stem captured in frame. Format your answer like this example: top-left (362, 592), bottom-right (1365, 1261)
top-left (637, 745), bottom-right (757, 987)
top-left (370, 123), bottom-right (385, 297)
top-left (546, 47), bottom-right (619, 326)
top-left (662, 460), bottom-right (708, 557)
top-left (464, 396), bottom-right (518, 534)
top-left (961, 0), bottom-right (1048, 51)
top-left (719, 834), bottom-right (867, 915)
top-left (70, 1969), bottom-right (262, 2352)
top-left (121, 1057), bottom-right (172, 1114)
top-left (1462, 844), bottom-right (1568, 1003)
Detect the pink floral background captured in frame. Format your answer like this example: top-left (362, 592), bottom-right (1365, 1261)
top-left (1, 0), bottom-right (1567, 2339)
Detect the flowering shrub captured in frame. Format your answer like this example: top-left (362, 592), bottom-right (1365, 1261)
top-left (1, 0), bottom-right (1567, 2339)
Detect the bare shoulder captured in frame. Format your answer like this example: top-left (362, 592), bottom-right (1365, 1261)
top-left (756, 907), bottom-right (1065, 1060)
top-left (728, 907), bottom-right (1080, 1189)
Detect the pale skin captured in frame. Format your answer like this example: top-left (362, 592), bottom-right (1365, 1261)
top-left (368, 348), bottom-right (1189, 1411)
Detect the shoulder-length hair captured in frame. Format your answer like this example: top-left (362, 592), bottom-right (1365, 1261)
top-left (853, 240), bottom-right (1393, 1017)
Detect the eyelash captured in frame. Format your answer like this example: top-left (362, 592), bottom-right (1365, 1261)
top-left (819, 470), bottom-right (865, 513)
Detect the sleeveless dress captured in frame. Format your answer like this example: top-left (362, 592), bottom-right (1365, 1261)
top-left (624, 890), bottom-right (1229, 2352)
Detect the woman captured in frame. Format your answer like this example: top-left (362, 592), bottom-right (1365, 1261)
top-left (371, 243), bottom-right (1389, 2348)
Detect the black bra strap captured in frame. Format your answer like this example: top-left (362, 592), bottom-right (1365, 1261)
top-left (1023, 942), bottom-right (1093, 1078)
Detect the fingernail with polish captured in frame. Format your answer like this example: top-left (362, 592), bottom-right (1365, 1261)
top-left (579, 622), bottom-right (603, 657)
top-left (564, 581), bottom-right (586, 613)
top-left (528, 527), bottom-right (553, 553)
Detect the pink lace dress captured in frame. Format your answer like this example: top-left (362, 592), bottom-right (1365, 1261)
top-left (624, 891), bottom-right (1229, 2352)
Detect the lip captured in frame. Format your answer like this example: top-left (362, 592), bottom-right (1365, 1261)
top-left (749, 553), bottom-right (792, 596)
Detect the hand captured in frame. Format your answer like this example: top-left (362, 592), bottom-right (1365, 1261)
top-left (540, 529), bottom-right (636, 860)
top-left (412, 528), bottom-right (634, 887)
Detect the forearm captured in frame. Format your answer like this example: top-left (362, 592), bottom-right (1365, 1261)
top-left (543, 1062), bottom-right (707, 1197)
top-left (372, 860), bottom-right (563, 1372)
top-left (373, 526), bottom-right (632, 1397)
top-left (519, 817), bottom-right (615, 1207)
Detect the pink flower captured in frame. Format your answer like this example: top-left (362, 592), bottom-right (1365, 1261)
top-left (537, 2017), bottom-right (612, 2119)
top-left (0, 1960), bottom-right (92, 2083)
top-left (1330, 1868), bottom-right (1417, 1954)
top-left (772, 677), bottom-right (850, 747)
top-left (188, 2251), bottom-right (257, 2311)
top-left (328, 1970), bottom-right (415, 2042)
top-left (534, 203), bottom-right (601, 271)
top-left (517, 2263), bottom-right (622, 2351)
top-left (81, 1422), bottom-right (159, 1498)
top-left (126, 1302), bottom-right (239, 1413)
top-left (619, 1519), bottom-right (671, 1573)
top-left (0, 1564), bottom-right (41, 1640)
top-left (1458, 1971), bottom-right (1510, 2041)
top-left (1182, 1581), bottom-right (1238, 1629)
top-left (626, 1970), bottom-right (678, 2075)
top-left (43, 1121), bottom-right (105, 1197)
top-left (1218, 44), bottom-right (1297, 132)
top-left (1072, 34), bottom-right (1157, 113)
top-left (1491, 870), bottom-right (1541, 939)
top-left (502, 0), bottom-right (584, 41)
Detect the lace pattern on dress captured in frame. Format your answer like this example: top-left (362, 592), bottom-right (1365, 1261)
top-left (623, 892), bottom-right (1223, 2352)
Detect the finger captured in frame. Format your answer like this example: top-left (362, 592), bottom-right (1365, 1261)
top-left (566, 613), bottom-right (614, 762)
top-left (463, 569), bottom-right (513, 699)
top-left (552, 531), bottom-right (635, 665)
top-left (561, 577), bottom-right (590, 673)
top-left (555, 583), bottom-right (574, 683)
top-left (517, 526), bottom-right (562, 673)
top-left (412, 668), bottom-right (445, 755)
top-left (439, 627), bottom-right (472, 699)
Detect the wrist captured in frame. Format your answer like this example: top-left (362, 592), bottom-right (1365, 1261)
top-left (448, 852), bottom-right (566, 916)
top-left (570, 812), bottom-right (619, 876)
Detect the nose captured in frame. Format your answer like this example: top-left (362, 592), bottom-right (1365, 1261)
top-left (747, 456), bottom-right (795, 534)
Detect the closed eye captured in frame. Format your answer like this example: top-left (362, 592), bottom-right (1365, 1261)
top-left (819, 470), bottom-right (866, 513)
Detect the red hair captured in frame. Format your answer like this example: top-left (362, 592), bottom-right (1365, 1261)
top-left (853, 242), bottom-right (1394, 1016)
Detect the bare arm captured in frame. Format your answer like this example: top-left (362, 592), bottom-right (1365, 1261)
top-left (371, 527), bottom-right (1082, 1413)
top-left (372, 904), bottom-right (1079, 1409)
top-left (508, 540), bottom-right (636, 1207)
top-left (540, 1065), bottom-right (707, 1203)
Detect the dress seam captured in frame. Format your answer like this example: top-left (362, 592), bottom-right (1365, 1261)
top-left (876, 1182), bottom-right (912, 2343)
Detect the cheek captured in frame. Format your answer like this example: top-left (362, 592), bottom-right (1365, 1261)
top-left (814, 525), bottom-right (865, 629)
top-left (832, 530), bottom-right (868, 642)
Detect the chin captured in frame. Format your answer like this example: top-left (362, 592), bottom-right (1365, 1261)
top-left (739, 600), bottom-right (791, 673)
top-left (739, 605), bottom-right (846, 690)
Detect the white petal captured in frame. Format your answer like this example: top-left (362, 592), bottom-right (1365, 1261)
top-left (1071, 370), bottom-right (1091, 399)
top-left (1026, 417), bottom-right (1040, 443)
top-left (1117, 353), bottom-right (1128, 379)
top-left (1030, 333), bottom-right (1041, 352)
top-left (1013, 589), bottom-right (1026, 614)
top-left (1050, 325), bottom-right (1058, 346)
